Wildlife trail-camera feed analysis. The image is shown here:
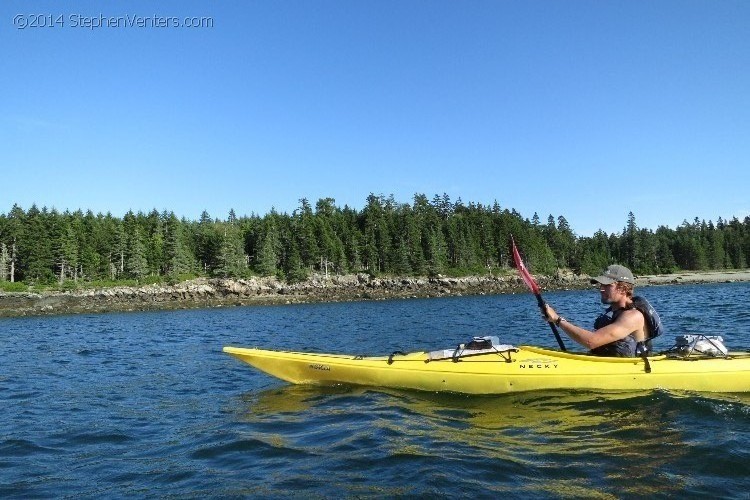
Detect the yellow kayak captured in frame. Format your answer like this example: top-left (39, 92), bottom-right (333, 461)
top-left (223, 342), bottom-right (750, 394)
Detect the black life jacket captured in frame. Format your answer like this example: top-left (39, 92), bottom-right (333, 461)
top-left (592, 296), bottom-right (664, 358)
top-left (590, 333), bottom-right (636, 357)
top-left (630, 295), bottom-right (664, 341)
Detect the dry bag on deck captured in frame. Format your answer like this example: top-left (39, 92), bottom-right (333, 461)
top-left (674, 335), bottom-right (728, 357)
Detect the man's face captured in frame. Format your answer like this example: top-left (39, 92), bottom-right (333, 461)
top-left (598, 282), bottom-right (620, 304)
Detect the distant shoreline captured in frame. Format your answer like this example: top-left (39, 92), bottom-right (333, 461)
top-left (636, 269), bottom-right (750, 286)
top-left (1, 270), bottom-right (749, 318)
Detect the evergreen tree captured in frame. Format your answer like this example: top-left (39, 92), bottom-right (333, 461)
top-left (21, 205), bottom-right (55, 284)
top-left (553, 215), bottom-right (576, 268)
top-left (674, 221), bottom-right (708, 270)
top-left (623, 212), bottom-right (640, 270)
top-left (216, 215), bottom-right (248, 278)
top-left (126, 227), bottom-right (149, 280)
top-left (75, 211), bottom-right (97, 280)
top-left (402, 203), bottom-right (426, 274)
top-left (707, 221), bottom-right (726, 269)
top-left (4, 204), bottom-right (26, 282)
top-left (55, 221), bottom-right (79, 284)
top-left (143, 210), bottom-right (165, 277)
top-left (724, 217), bottom-right (747, 268)
top-left (654, 227), bottom-right (678, 273)
top-left (256, 231), bottom-right (279, 276)
top-left (295, 199), bottom-right (319, 270)
top-left (111, 218), bottom-right (127, 280)
top-left (338, 206), bottom-right (362, 273)
top-left (392, 234), bottom-right (412, 275)
top-left (164, 213), bottom-right (195, 278)
top-left (635, 228), bottom-right (657, 274)
top-left (0, 242), bottom-right (8, 282)
top-left (195, 210), bottom-right (220, 274)
top-left (476, 207), bottom-right (496, 273)
top-left (255, 213), bottom-right (281, 276)
top-left (283, 237), bottom-right (307, 282)
top-left (425, 224), bottom-right (447, 275)
top-left (361, 194), bottom-right (392, 274)
top-left (578, 230), bottom-right (612, 276)
top-left (314, 198), bottom-right (345, 276)
top-left (414, 195), bottom-right (446, 275)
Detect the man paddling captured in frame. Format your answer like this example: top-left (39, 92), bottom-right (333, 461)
top-left (542, 265), bottom-right (659, 357)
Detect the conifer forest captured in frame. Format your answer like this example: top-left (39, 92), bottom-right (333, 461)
top-left (1, 194), bottom-right (748, 288)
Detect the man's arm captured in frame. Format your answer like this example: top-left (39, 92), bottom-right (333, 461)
top-left (544, 305), bottom-right (644, 350)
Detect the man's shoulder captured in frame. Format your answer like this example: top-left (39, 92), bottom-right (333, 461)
top-left (618, 307), bottom-right (647, 325)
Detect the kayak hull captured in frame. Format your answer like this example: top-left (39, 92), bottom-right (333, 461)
top-left (223, 345), bottom-right (750, 394)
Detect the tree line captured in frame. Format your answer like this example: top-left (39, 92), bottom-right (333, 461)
top-left (1, 194), bottom-right (749, 287)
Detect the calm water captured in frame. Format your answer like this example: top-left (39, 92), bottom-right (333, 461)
top-left (2, 283), bottom-right (749, 498)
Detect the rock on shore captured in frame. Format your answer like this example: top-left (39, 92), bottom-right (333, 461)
top-left (1, 270), bottom-right (749, 318)
top-left (0, 273), bottom-right (581, 318)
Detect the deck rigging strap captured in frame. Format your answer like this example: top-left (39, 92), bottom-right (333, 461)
top-left (387, 351), bottom-right (407, 365)
top-left (423, 345), bottom-right (518, 363)
top-left (636, 341), bottom-right (652, 373)
top-left (450, 345), bottom-right (517, 363)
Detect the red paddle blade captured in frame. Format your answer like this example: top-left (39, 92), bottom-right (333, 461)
top-left (511, 237), bottom-right (541, 295)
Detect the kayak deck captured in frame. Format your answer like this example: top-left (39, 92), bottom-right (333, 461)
top-left (223, 345), bottom-right (750, 395)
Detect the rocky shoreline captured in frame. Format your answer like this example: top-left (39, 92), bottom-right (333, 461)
top-left (2, 270), bottom-right (750, 318)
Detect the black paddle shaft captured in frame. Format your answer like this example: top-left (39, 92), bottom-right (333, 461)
top-left (535, 293), bottom-right (567, 351)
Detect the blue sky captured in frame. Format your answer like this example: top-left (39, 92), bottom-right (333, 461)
top-left (2, 1), bottom-right (748, 236)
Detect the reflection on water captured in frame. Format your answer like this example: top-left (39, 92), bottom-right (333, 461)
top-left (235, 385), bottom-right (748, 497)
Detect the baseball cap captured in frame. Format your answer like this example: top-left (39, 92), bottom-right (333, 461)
top-left (590, 264), bottom-right (635, 285)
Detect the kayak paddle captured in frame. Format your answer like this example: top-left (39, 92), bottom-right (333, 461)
top-left (510, 236), bottom-right (567, 351)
